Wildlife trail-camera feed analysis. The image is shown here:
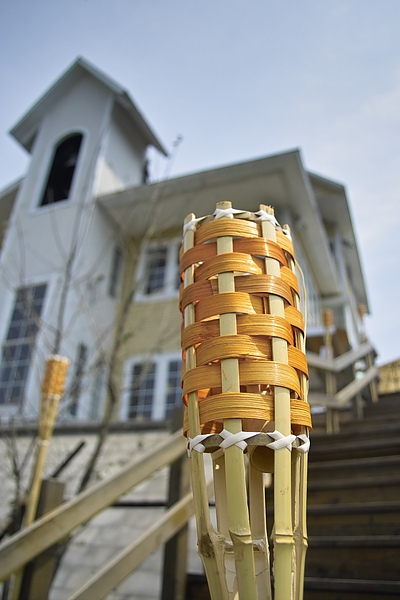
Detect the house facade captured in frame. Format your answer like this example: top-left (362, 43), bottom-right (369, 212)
top-left (0, 58), bottom-right (371, 426)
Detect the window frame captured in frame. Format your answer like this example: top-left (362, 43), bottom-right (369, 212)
top-left (134, 238), bottom-right (181, 302)
top-left (69, 342), bottom-right (88, 417)
top-left (121, 351), bottom-right (183, 421)
top-left (38, 132), bottom-right (84, 209)
top-left (108, 246), bottom-right (124, 299)
top-left (0, 284), bottom-right (47, 407)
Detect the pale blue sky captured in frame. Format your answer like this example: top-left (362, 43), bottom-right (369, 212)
top-left (1, 0), bottom-right (399, 364)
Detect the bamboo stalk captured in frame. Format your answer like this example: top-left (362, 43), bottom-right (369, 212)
top-left (11, 356), bottom-right (69, 600)
top-left (246, 376), bottom-right (272, 599)
top-left (216, 201), bottom-right (258, 600)
top-left (24, 440), bottom-right (50, 527)
top-left (260, 205), bottom-right (294, 600)
top-left (183, 214), bottom-right (228, 600)
top-left (249, 465), bottom-right (272, 599)
top-left (285, 226), bottom-right (309, 600)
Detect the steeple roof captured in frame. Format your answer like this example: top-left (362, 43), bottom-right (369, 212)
top-left (9, 57), bottom-right (167, 156)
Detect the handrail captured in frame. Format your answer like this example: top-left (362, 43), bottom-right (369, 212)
top-left (0, 429), bottom-right (187, 581)
top-left (67, 490), bottom-right (195, 600)
top-left (335, 365), bottom-right (380, 406)
top-left (309, 364), bottom-right (380, 408)
top-left (306, 341), bottom-right (374, 373)
top-left (0, 343), bottom-right (381, 591)
top-left (66, 479), bottom-right (213, 600)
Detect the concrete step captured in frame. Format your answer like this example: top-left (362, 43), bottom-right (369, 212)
top-left (266, 501), bottom-right (400, 536)
top-left (305, 501), bottom-right (400, 536)
top-left (303, 577), bottom-right (400, 599)
top-left (306, 436), bottom-right (400, 462)
top-left (186, 573), bottom-right (400, 600)
top-left (311, 418), bottom-right (399, 442)
top-left (306, 474), bottom-right (400, 504)
top-left (305, 535), bottom-right (400, 580)
top-left (308, 454), bottom-right (400, 480)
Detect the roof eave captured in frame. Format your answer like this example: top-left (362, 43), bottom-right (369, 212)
top-left (98, 150), bottom-right (341, 297)
top-left (9, 57), bottom-right (167, 156)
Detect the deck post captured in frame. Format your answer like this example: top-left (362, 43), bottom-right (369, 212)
top-left (19, 479), bottom-right (65, 600)
top-left (161, 407), bottom-right (190, 600)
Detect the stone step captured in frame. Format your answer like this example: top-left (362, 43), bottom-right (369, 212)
top-left (310, 418), bottom-right (399, 442)
top-left (305, 474), bottom-right (400, 504)
top-left (305, 535), bottom-right (400, 580)
top-left (305, 501), bottom-right (400, 536)
top-left (303, 577), bottom-right (400, 600)
top-left (306, 436), bottom-right (400, 462)
top-left (266, 472), bottom-right (400, 504)
top-left (308, 454), bottom-right (400, 480)
top-left (266, 501), bottom-right (400, 536)
top-left (186, 573), bottom-right (400, 600)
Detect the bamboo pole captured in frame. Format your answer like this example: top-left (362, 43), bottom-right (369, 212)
top-left (215, 201), bottom-right (258, 600)
top-left (285, 224), bottom-right (309, 600)
top-left (249, 465), bottom-right (272, 599)
top-left (11, 355), bottom-right (69, 600)
top-left (24, 356), bottom-right (70, 526)
top-left (66, 484), bottom-right (213, 600)
top-left (259, 205), bottom-right (294, 600)
top-left (181, 204), bottom-right (310, 599)
top-left (0, 430), bottom-right (187, 582)
top-left (183, 214), bottom-right (228, 600)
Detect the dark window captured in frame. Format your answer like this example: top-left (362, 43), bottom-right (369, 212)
top-left (40, 134), bottom-right (83, 206)
top-left (69, 343), bottom-right (87, 416)
top-left (128, 362), bottom-right (156, 419)
top-left (89, 357), bottom-right (105, 420)
top-left (165, 359), bottom-right (182, 420)
top-left (0, 285), bottom-right (47, 405)
top-left (145, 247), bottom-right (167, 295)
top-left (139, 241), bottom-right (181, 298)
top-left (109, 247), bottom-right (123, 298)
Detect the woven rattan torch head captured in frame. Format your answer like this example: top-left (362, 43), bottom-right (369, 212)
top-left (39, 355), bottom-right (70, 440)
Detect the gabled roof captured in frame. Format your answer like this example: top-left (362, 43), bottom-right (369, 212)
top-left (99, 150), bottom-right (345, 300)
top-left (308, 171), bottom-right (369, 311)
top-left (9, 57), bottom-right (167, 156)
top-left (98, 149), bottom-right (369, 311)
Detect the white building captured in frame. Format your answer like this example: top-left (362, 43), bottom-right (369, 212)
top-left (0, 57), bottom-right (373, 426)
top-left (0, 57), bottom-right (166, 421)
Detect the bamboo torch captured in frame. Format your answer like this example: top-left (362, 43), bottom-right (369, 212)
top-left (180, 203), bottom-right (311, 599)
top-left (24, 355), bottom-right (70, 527)
top-left (10, 355), bottom-right (69, 600)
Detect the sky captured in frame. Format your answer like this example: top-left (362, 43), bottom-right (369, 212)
top-left (0, 0), bottom-right (399, 365)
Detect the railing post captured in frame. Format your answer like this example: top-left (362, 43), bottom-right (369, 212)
top-left (324, 309), bottom-right (339, 433)
top-left (358, 304), bottom-right (379, 403)
top-left (161, 408), bottom-right (190, 600)
top-left (19, 478), bottom-right (65, 600)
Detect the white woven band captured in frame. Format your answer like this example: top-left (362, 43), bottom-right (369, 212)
top-left (213, 208), bottom-right (246, 219)
top-left (255, 210), bottom-right (278, 226)
top-left (282, 226), bottom-right (293, 242)
top-left (188, 430), bottom-right (310, 455)
top-left (183, 216), bottom-right (207, 235)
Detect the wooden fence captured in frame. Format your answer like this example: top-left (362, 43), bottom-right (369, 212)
top-left (0, 343), bottom-right (379, 599)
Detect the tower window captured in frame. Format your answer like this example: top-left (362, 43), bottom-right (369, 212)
top-left (122, 353), bottom-right (183, 421)
top-left (40, 134), bottom-right (83, 206)
top-left (135, 239), bottom-right (181, 301)
top-left (0, 284), bottom-right (47, 406)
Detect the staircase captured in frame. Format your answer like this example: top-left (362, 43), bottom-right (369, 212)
top-left (186, 393), bottom-right (400, 599)
top-left (304, 392), bottom-right (400, 599)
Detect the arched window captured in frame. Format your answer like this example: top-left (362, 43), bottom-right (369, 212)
top-left (40, 133), bottom-right (83, 206)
